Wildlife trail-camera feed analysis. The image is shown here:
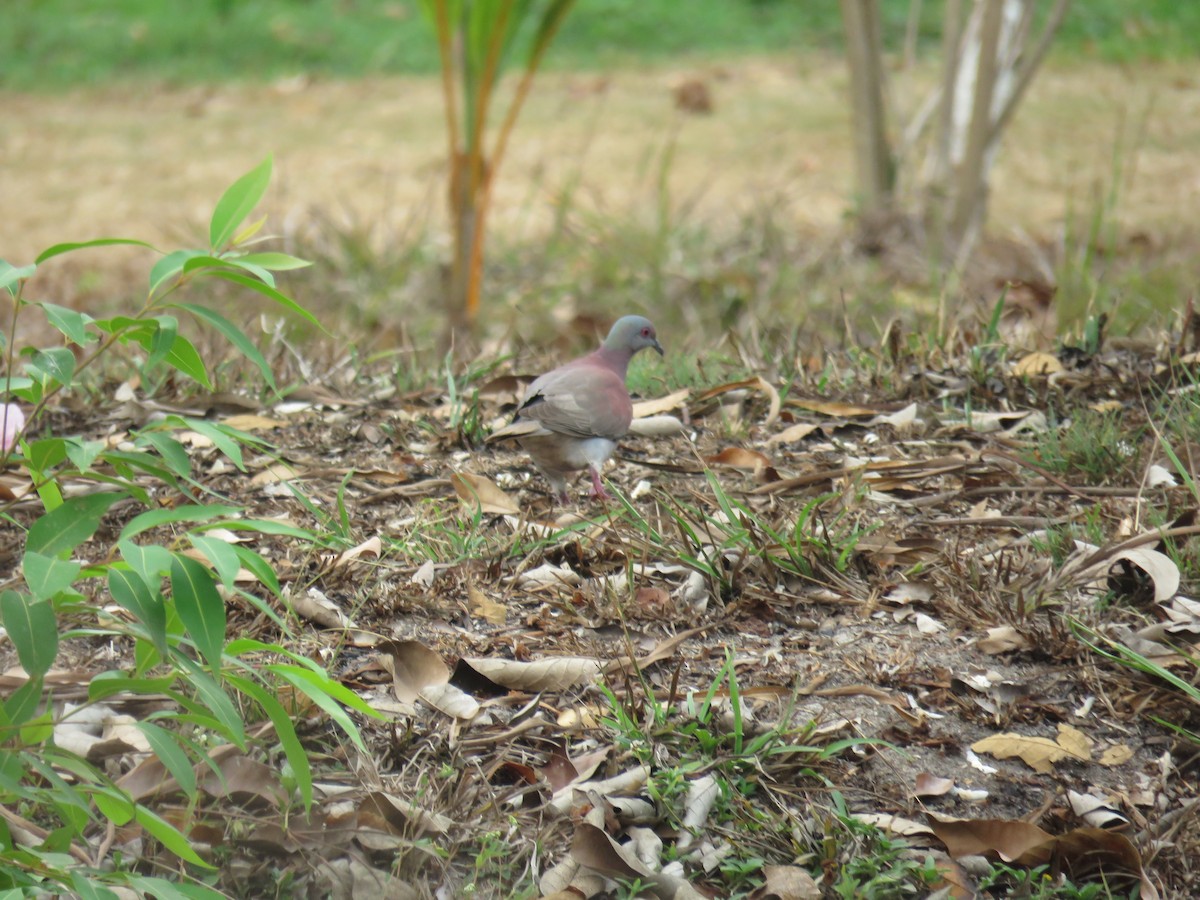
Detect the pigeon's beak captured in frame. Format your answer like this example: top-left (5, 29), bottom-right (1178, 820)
top-left (652, 339), bottom-right (664, 356)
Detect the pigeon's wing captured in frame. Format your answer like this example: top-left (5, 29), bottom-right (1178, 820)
top-left (518, 365), bottom-right (633, 439)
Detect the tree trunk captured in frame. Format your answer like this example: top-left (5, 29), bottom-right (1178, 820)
top-left (840, 0), bottom-right (895, 214)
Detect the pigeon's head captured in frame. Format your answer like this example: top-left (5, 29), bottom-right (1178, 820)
top-left (604, 315), bottom-right (664, 357)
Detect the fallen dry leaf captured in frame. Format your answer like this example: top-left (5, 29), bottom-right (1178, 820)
top-left (632, 388), bottom-right (691, 417)
top-left (976, 625), bottom-right (1032, 654)
top-left (378, 640), bottom-right (480, 719)
top-left (913, 773), bottom-right (954, 798)
top-left (451, 472), bottom-right (520, 515)
top-left (706, 446), bottom-right (772, 471)
top-left (628, 414), bottom-right (686, 436)
top-left (748, 865), bottom-right (822, 900)
top-left (929, 814), bottom-right (1053, 862)
top-left (332, 535), bottom-right (382, 568)
top-left (787, 398), bottom-right (880, 417)
top-left (1011, 351), bottom-right (1063, 376)
top-left (766, 422), bottom-right (820, 445)
top-left (463, 656), bottom-right (602, 692)
top-left (221, 413), bottom-right (286, 431)
top-left (971, 725), bottom-right (1092, 774)
top-left (467, 584), bottom-right (507, 625)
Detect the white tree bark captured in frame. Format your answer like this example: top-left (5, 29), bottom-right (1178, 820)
top-left (841, 0), bottom-right (1071, 264)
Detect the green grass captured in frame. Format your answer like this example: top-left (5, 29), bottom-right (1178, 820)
top-left (3, 0), bottom-right (1198, 91)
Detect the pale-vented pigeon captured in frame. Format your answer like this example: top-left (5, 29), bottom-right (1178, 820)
top-left (488, 316), bottom-right (664, 503)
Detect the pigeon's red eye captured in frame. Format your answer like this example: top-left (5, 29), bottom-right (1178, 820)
top-left (642, 328), bottom-right (650, 336)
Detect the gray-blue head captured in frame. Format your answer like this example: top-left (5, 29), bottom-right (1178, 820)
top-left (602, 315), bottom-right (664, 358)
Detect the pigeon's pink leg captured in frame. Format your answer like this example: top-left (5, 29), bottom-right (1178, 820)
top-left (588, 467), bottom-right (613, 500)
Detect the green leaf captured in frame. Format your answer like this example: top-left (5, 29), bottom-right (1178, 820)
top-left (102, 449), bottom-right (180, 493)
top-left (4, 675), bottom-right (43, 729)
top-left (24, 437), bottom-right (68, 474)
top-left (133, 805), bottom-right (213, 867)
top-left (135, 431), bottom-right (191, 478)
top-left (135, 721), bottom-right (196, 796)
top-left (145, 315), bottom-right (179, 373)
top-left (36, 238), bottom-right (155, 264)
top-left (169, 555), bottom-right (226, 669)
top-left (0, 591), bottom-right (58, 678)
top-left (228, 252), bottom-right (311, 272)
top-left (270, 665), bottom-right (375, 748)
top-left (22, 551), bottom-right (81, 601)
top-left (205, 269), bottom-right (325, 332)
top-left (118, 504), bottom-right (241, 542)
top-left (227, 674), bottom-right (311, 810)
top-left (216, 517), bottom-right (316, 540)
top-left (172, 658), bottom-right (246, 746)
top-left (64, 438), bottom-right (106, 473)
top-left (159, 332), bottom-right (209, 388)
top-left (0, 260), bottom-right (37, 295)
top-left (26, 492), bottom-right (122, 557)
top-left (175, 419), bottom-right (247, 470)
top-left (182, 254), bottom-right (275, 288)
top-left (39, 302), bottom-right (96, 346)
top-left (126, 875), bottom-right (224, 900)
top-left (119, 539), bottom-right (174, 583)
top-left (71, 870), bottom-right (121, 900)
top-left (173, 303), bottom-right (277, 394)
top-left (149, 249), bottom-right (205, 298)
top-left (230, 544), bottom-right (280, 596)
top-left (92, 785), bottom-right (135, 826)
top-left (0, 376), bottom-right (35, 401)
top-left (27, 347), bottom-right (76, 388)
top-left (107, 567), bottom-right (167, 653)
top-left (187, 534), bottom-right (241, 589)
top-left (210, 156), bottom-right (273, 251)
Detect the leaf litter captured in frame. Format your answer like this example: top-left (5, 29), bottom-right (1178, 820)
top-left (3, 335), bottom-right (1200, 896)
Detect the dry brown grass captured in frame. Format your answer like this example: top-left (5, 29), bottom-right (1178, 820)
top-left (4, 56), bottom-right (1197, 281)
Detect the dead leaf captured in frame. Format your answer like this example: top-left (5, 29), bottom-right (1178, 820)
top-left (360, 792), bottom-right (452, 836)
top-left (632, 388), bottom-right (690, 417)
top-left (748, 865), bottom-right (821, 900)
top-left (570, 823), bottom-right (706, 900)
top-left (914, 773), bottom-right (954, 798)
top-left (1110, 546), bottom-right (1180, 601)
top-left (1011, 351), bottom-right (1063, 376)
top-left (289, 587), bottom-right (353, 630)
top-left (915, 612), bottom-right (944, 634)
top-left (451, 472), bottom-right (519, 515)
top-left (971, 726), bottom-right (1091, 774)
top-left (976, 625), bottom-right (1032, 654)
top-left (787, 398), bottom-right (879, 417)
top-left (706, 447), bottom-right (772, 471)
top-left (766, 422), bottom-right (820, 445)
top-left (221, 413), bottom-right (286, 431)
top-left (1068, 790), bottom-right (1129, 829)
top-left (333, 535), bottom-right (382, 569)
top-left (697, 376), bottom-right (780, 424)
top-left (929, 814), bottom-right (1053, 862)
top-left (627, 414), bottom-right (686, 436)
top-left (463, 656), bottom-right (601, 691)
top-left (871, 402), bottom-right (919, 428)
top-left (1055, 723), bottom-right (1094, 759)
top-left (633, 585), bottom-right (672, 617)
top-left (468, 585), bottom-right (507, 625)
top-left (1014, 827), bottom-right (1158, 900)
top-left (676, 773), bottom-right (718, 851)
top-left (1099, 744), bottom-right (1134, 766)
top-left (852, 813), bottom-right (934, 837)
top-left (378, 640), bottom-right (479, 720)
top-left (514, 561), bottom-right (581, 589)
top-left (198, 754), bottom-right (288, 807)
